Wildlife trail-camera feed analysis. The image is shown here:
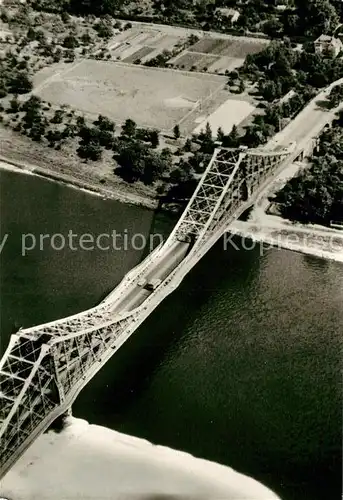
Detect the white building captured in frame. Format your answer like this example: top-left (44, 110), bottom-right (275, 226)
top-left (215, 8), bottom-right (240, 24)
top-left (314, 35), bottom-right (343, 57)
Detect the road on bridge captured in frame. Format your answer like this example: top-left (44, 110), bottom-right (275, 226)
top-left (110, 241), bottom-right (190, 313)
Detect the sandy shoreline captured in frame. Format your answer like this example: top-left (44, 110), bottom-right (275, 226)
top-left (0, 416), bottom-right (280, 500)
top-left (0, 157), bottom-right (159, 208)
top-left (229, 219), bottom-right (343, 263)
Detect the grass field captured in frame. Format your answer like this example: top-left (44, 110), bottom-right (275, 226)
top-left (193, 97), bottom-right (255, 136)
top-left (207, 56), bottom-right (243, 73)
top-left (33, 60), bottom-right (228, 132)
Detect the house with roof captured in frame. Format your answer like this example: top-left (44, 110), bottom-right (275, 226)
top-left (215, 7), bottom-right (240, 24)
top-left (314, 35), bottom-right (343, 57)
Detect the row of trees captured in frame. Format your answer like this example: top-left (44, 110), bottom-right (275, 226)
top-left (3, 93), bottom-right (177, 186)
top-left (29, 0), bottom-right (342, 40)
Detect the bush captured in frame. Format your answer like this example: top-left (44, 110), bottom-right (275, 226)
top-left (63, 35), bottom-right (79, 49)
top-left (94, 21), bottom-right (113, 39)
top-left (8, 72), bottom-right (32, 94)
top-left (77, 142), bottom-right (102, 161)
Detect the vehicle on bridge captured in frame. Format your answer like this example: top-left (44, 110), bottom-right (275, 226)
top-left (145, 278), bottom-right (162, 291)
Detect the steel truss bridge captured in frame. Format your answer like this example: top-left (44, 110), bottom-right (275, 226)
top-left (0, 141), bottom-right (312, 478)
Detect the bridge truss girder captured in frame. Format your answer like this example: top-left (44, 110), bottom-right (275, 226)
top-left (170, 147), bottom-right (289, 243)
top-left (0, 310), bottom-right (139, 472)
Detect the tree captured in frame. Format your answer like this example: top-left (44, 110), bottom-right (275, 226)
top-left (61, 11), bottom-right (70, 23)
top-left (289, 93), bottom-right (304, 115)
top-left (77, 142), bottom-right (102, 161)
top-left (263, 17), bottom-right (283, 38)
top-left (184, 138), bottom-right (192, 152)
top-left (216, 126), bottom-right (225, 143)
top-left (46, 129), bottom-right (63, 146)
top-left (258, 79), bottom-right (282, 102)
top-left (281, 101), bottom-right (292, 118)
top-left (76, 115), bottom-right (86, 129)
top-left (80, 31), bottom-right (92, 45)
top-left (8, 72), bottom-right (32, 94)
top-left (65, 49), bottom-right (75, 62)
top-left (242, 125), bottom-right (264, 147)
top-left (228, 124), bottom-right (239, 146)
top-left (121, 118), bottom-right (136, 138)
top-left (328, 84), bottom-right (343, 109)
top-left (94, 20), bottom-right (113, 39)
top-left (150, 129), bottom-right (160, 148)
top-left (173, 124), bottom-right (180, 139)
top-left (29, 120), bottom-right (46, 142)
top-left (51, 109), bottom-right (64, 124)
top-left (204, 122), bottom-right (212, 141)
top-left (26, 27), bottom-right (37, 41)
top-left (0, 85), bottom-right (7, 98)
top-left (63, 34), bottom-right (79, 49)
top-left (169, 166), bottom-right (192, 184)
top-left (53, 47), bottom-right (63, 63)
top-left (265, 105), bottom-right (282, 128)
top-left (295, 0), bottom-right (340, 37)
top-left (22, 95), bottom-right (42, 113)
top-left (98, 129), bottom-right (114, 148)
top-left (238, 79), bottom-right (245, 93)
top-left (198, 122), bottom-right (214, 154)
top-left (9, 95), bottom-right (20, 113)
top-left (117, 141), bottom-right (146, 182)
top-left (143, 151), bottom-right (168, 185)
top-left (94, 114), bottom-right (115, 132)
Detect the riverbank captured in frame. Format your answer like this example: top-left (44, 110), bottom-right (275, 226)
top-left (230, 217), bottom-right (343, 263)
top-left (0, 416), bottom-right (280, 500)
top-left (0, 126), bottom-right (159, 209)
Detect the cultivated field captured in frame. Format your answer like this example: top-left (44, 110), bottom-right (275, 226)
top-left (108, 27), bottom-right (186, 64)
top-left (104, 25), bottom-right (269, 72)
top-left (33, 60), bottom-right (228, 133)
top-left (171, 35), bottom-right (269, 74)
top-left (188, 37), bottom-right (265, 58)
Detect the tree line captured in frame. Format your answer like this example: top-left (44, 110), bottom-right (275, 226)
top-left (28, 0), bottom-right (343, 40)
top-left (275, 111), bottom-right (343, 225)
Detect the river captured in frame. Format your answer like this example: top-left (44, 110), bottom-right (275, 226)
top-left (0, 169), bottom-right (342, 500)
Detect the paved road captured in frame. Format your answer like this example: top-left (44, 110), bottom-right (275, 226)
top-left (110, 241), bottom-right (189, 313)
top-left (269, 78), bottom-right (343, 150)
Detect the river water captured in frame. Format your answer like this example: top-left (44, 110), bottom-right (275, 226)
top-left (0, 169), bottom-right (342, 500)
